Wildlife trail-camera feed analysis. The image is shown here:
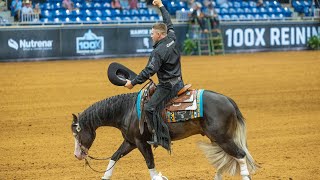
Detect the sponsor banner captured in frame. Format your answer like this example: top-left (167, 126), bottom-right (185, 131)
top-left (61, 28), bottom-right (117, 57)
top-left (220, 22), bottom-right (320, 53)
top-left (0, 29), bottom-right (60, 60)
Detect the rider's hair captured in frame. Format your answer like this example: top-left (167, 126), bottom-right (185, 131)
top-left (152, 23), bottom-right (167, 35)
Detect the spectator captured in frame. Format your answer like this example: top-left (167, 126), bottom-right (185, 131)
top-left (21, 0), bottom-right (33, 21)
top-left (203, 2), bottom-right (219, 30)
top-left (111, 0), bottom-right (122, 10)
top-left (11, 0), bottom-right (22, 22)
top-left (0, 0), bottom-right (6, 11)
top-left (129, 0), bottom-right (138, 9)
top-left (190, 2), bottom-right (208, 33)
top-left (120, 0), bottom-right (129, 9)
top-left (62, 0), bottom-right (74, 11)
top-left (256, 0), bottom-right (264, 7)
top-left (33, 3), bottom-right (41, 20)
top-left (187, 0), bottom-right (196, 9)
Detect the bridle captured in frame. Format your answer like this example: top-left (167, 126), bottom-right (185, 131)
top-left (72, 122), bottom-right (115, 173)
top-left (73, 122), bottom-right (89, 156)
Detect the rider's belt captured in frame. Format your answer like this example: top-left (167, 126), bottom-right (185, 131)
top-left (163, 76), bottom-right (181, 86)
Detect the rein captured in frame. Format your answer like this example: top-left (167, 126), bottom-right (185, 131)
top-left (85, 157), bottom-right (117, 173)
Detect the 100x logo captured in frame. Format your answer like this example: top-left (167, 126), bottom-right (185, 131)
top-left (76, 29), bottom-right (104, 54)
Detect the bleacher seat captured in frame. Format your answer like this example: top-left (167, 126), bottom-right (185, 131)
top-left (103, 2), bottom-right (111, 9)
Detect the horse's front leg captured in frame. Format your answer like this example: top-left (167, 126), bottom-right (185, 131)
top-left (101, 140), bottom-right (136, 180)
top-left (135, 140), bottom-right (164, 180)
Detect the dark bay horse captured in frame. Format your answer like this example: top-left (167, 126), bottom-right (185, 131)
top-left (71, 90), bottom-right (258, 180)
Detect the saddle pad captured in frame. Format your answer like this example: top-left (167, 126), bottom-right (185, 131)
top-left (136, 89), bottom-right (205, 122)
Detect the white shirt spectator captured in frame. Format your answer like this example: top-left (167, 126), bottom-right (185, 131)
top-left (21, 5), bottom-right (33, 14)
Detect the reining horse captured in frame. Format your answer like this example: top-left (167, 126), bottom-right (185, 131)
top-left (71, 83), bottom-right (258, 180)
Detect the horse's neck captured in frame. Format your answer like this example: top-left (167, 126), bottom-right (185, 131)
top-left (92, 93), bottom-right (137, 130)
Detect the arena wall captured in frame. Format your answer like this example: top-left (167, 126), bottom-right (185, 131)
top-left (0, 21), bottom-right (319, 62)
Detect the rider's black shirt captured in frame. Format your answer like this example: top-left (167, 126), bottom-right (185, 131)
top-left (131, 6), bottom-right (182, 87)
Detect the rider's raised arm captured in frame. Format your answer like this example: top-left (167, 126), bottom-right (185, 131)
top-left (154, 0), bottom-right (176, 40)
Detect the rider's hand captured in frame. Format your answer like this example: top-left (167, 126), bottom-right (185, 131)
top-left (152, 0), bottom-right (163, 8)
top-left (124, 79), bottom-right (133, 89)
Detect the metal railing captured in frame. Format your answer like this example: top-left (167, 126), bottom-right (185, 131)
top-left (21, 13), bottom-right (40, 22)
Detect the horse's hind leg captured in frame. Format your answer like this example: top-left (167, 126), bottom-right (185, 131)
top-left (201, 117), bottom-right (250, 180)
top-left (101, 140), bottom-right (136, 180)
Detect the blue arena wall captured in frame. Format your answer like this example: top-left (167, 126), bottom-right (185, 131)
top-left (0, 21), bottom-right (319, 61)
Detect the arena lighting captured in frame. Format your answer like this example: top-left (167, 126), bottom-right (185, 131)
top-left (181, 8), bottom-right (185, 12)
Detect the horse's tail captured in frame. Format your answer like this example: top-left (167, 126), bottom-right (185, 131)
top-left (198, 97), bottom-right (258, 176)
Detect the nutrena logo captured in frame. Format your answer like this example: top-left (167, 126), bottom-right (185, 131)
top-left (8, 38), bottom-right (53, 51)
top-left (8, 39), bottom-right (18, 50)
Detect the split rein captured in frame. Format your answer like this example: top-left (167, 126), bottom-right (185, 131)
top-left (84, 155), bottom-right (117, 173)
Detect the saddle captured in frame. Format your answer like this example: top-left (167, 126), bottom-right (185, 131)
top-left (137, 80), bottom-right (203, 134)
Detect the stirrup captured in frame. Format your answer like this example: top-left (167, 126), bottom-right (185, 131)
top-left (147, 132), bottom-right (158, 148)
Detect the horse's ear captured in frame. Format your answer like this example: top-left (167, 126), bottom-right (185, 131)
top-left (72, 113), bottom-right (78, 123)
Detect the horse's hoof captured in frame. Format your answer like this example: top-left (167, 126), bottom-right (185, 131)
top-left (242, 175), bottom-right (251, 180)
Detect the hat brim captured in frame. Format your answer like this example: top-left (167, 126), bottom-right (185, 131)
top-left (107, 62), bottom-right (137, 86)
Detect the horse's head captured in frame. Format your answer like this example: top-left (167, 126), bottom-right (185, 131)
top-left (71, 113), bottom-right (95, 160)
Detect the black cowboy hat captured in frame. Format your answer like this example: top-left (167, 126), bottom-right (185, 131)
top-left (107, 62), bottom-right (137, 86)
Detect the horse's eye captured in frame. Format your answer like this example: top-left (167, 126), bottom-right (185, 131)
top-left (76, 125), bottom-right (81, 132)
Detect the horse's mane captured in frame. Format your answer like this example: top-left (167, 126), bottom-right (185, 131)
top-left (78, 92), bottom-right (138, 129)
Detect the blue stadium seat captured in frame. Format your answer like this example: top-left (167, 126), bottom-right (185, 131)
top-left (95, 17), bottom-right (102, 22)
top-left (85, 2), bottom-right (93, 9)
top-left (229, 8), bottom-right (236, 14)
top-left (103, 9), bottom-right (112, 16)
top-left (140, 16), bottom-right (150, 21)
top-left (75, 2), bottom-right (82, 9)
top-left (236, 8), bottom-right (244, 15)
top-left (241, 1), bottom-right (249, 8)
top-left (234, 1), bottom-right (241, 8)
top-left (42, 3), bottom-right (53, 10)
top-left (103, 2), bottom-right (111, 9)
top-left (249, 1), bottom-right (257, 8)
top-left (149, 16), bottom-right (159, 21)
top-left (83, 9), bottom-right (93, 17)
top-left (130, 9), bottom-right (139, 16)
top-left (148, 9), bottom-right (158, 16)
top-left (112, 9), bottom-right (122, 16)
top-left (94, 10), bottom-right (103, 17)
top-left (244, 8), bottom-right (252, 14)
top-left (282, 7), bottom-right (292, 17)
top-left (220, 8), bottom-right (228, 15)
top-left (251, 7), bottom-right (259, 15)
top-left (42, 10), bottom-right (53, 18)
top-left (246, 14), bottom-right (254, 20)
top-left (54, 10), bottom-right (65, 18)
top-left (222, 15), bottom-right (231, 21)
top-left (139, 9), bottom-right (148, 16)
top-left (231, 14), bottom-right (239, 20)
top-left (122, 16), bottom-right (131, 21)
top-left (122, 9), bottom-right (130, 16)
top-left (54, 2), bottom-right (62, 10)
top-left (94, 2), bottom-right (102, 9)
top-left (131, 16), bottom-right (140, 21)
top-left (41, 17), bottom-right (52, 23)
top-left (227, 1), bottom-right (234, 8)
top-left (105, 17), bottom-right (112, 21)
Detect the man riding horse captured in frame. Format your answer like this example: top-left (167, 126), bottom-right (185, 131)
top-left (125, 0), bottom-right (184, 151)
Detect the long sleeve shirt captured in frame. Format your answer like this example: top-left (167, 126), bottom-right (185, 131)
top-left (131, 6), bottom-right (182, 87)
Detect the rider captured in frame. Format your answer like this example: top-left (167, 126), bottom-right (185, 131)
top-left (124, 0), bottom-right (184, 151)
